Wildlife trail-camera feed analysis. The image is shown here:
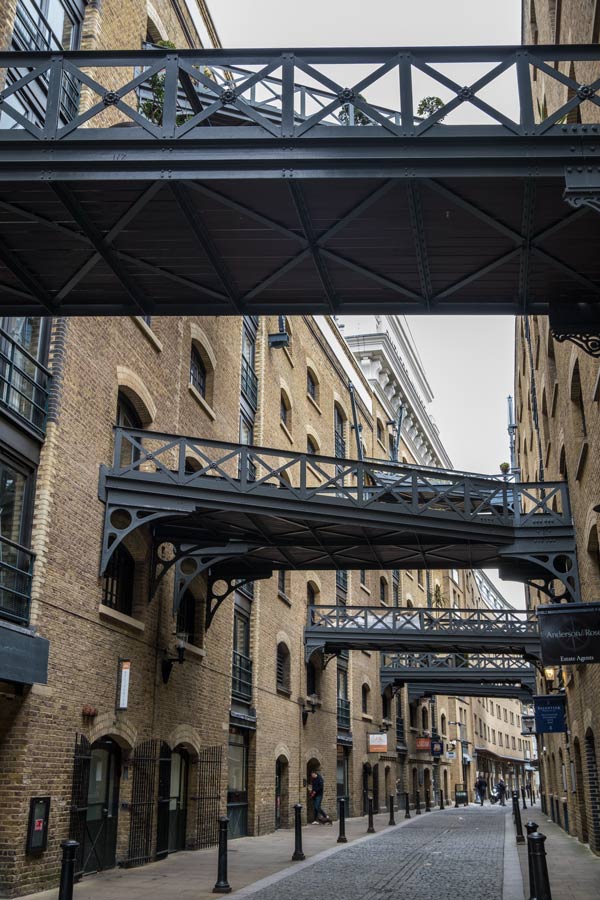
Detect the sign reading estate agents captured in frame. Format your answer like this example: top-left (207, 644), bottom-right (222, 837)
top-left (534, 695), bottom-right (567, 734)
top-left (537, 601), bottom-right (600, 666)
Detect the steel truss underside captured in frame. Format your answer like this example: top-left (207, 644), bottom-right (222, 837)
top-left (407, 682), bottom-right (534, 702)
top-left (1, 173), bottom-right (599, 321)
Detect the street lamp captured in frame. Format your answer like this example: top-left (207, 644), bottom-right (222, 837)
top-left (162, 631), bottom-right (188, 683)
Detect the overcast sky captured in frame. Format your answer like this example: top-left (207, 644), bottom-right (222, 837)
top-left (209, 1), bottom-right (525, 606)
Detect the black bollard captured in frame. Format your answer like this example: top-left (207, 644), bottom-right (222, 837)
top-left (522, 786), bottom-right (527, 811)
top-left (213, 817), bottom-right (232, 893)
top-left (512, 790), bottom-right (525, 844)
top-left (529, 831), bottom-right (552, 900)
top-left (58, 840), bottom-right (79, 900)
top-left (532, 787), bottom-right (536, 805)
top-left (415, 790), bottom-right (421, 815)
top-left (404, 791), bottom-right (411, 819)
top-left (425, 789), bottom-right (431, 812)
top-left (292, 803), bottom-right (305, 861)
top-left (454, 789), bottom-right (459, 809)
top-left (388, 794), bottom-right (396, 826)
top-left (337, 797), bottom-right (348, 843)
top-left (440, 788), bottom-right (444, 810)
top-left (525, 821), bottom-right (539, 900)
top-left (367, 796), bottom-right (375, 833)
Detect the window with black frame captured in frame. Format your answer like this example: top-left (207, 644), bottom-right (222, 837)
top-left (0, 454), bottom-right (34, 625)
top-left (176, 589), bottom-right (197, 645)
top-left (190, 344), bottom-right (207, 398)
top-left (102, 544), bottom-right (135, 617)
top-left (276, 642), bottom-right (291, 694)
top-left (116, 392), bottom-right (142, 468)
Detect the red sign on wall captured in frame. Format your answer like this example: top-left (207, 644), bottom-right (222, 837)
top-left (416, 737), bottom-right (431, 751)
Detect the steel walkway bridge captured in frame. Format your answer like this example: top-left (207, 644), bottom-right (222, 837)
top-left (0, 45), bottom-right (599, 350)
top-left (99, 428), bottom-right (578, 628)
top-left (406, 682), bottom-right (535, 703)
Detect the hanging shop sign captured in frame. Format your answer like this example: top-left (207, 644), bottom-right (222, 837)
top-left (368, 732), bottom-right (388, 753)
top-left (537, 601), bottom-right (600, 666)
top-left (534, 695), bottom-right (567, 734)
top-left (445, 750), bottom-right (457, 760)
top-left (431, 740), bottom-right (443, 756)
top-left (416, 737), bottom-right (431, 751)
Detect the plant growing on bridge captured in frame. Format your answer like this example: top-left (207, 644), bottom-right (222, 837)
top-left (339, 92), bottom-right (371, 125)
top-left (417, 95), bottom-right (445, 121)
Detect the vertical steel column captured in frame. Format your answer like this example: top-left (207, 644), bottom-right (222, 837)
top-left (525, 821), bottom-right (539, 900)
top-left (58, 841), bottom-right (79, 900)
top-left (292, 804), bottom-right (305, 861)
top-left (367, 797), bottom-right (375, 833)
top-left (337, 798), bottom-right (348, 843)
top-left (388, 794), bottom-right (396, 826)
top-left (213, 817), bottom-right (232, 893)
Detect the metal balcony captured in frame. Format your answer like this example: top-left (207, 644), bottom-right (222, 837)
top-left (407, 682), bottom-right (535, 703)
top-left (231, 651), bottom-right (252, 702)
top-left (337, 697), bottom-right (351, 730)
top-left (0, 326), bottom-right (49, 437)
top-left (306, 605), bottom-right (541, 659)
top-left (0, 45), bottom-right (599, 349)
top-left (0, 535), bottom-right (34, 626)
top-left (99, 430), bottom-right (580, 619)
top-left (381, 652), bottom-right (537, 691)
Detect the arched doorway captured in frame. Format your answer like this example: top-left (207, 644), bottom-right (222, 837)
top-left (83, 738), bottom-right (121, 874)
top-left (585, 730), bottom-right (600, 851)
top-left (573, 739), bottom-right (589, 843)
top-left (306, 758), bottom-right (320, 824)
top-left (275, 756), bottom-right (289, 829)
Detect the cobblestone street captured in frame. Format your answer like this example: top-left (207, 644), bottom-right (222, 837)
top-left (239, 805), bottom-right (513, 900)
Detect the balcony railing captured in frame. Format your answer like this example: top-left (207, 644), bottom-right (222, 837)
top-left (396, 717), bottom-right (407, 750)
top-left (0, 327), bottom-right (50, 437)
top-left (0, 535), bottom-right (34, 626)
top-left (232, 651), bottom-right (253, 702)
top-left (240, 357), bottom-right (258, 410)
top-left (337, 697), bottom-right (351, 730)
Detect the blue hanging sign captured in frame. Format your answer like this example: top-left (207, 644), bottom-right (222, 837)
top-left (534, 695), bottom-right (567, 734)
top-left (431, 740), bottom-right (443, 756)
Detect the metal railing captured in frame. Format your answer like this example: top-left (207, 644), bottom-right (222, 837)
top-left (0, 327), bottom-right (50, 437)
top-left (0, 534), bottom-right (34, 625)
top-left (2, 45), bottom-right (600, 140)
top-left (240, 357), bottom-right (258, 410)
top-left (231, 651), bottom-right (252, 702)
top-left (337, 697), bottom-right (351, 730)
top-left (396, 716), bottom-right (407, 749)
top-left (107, 428), bottom-right (572, 530)
top-left (381, 652), bottom-right (536, 672)
top-left (309, 605), bottom-right (538, 635)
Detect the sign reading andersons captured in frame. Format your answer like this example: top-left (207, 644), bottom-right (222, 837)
top-left (537, 601), bottom-right (600, 666)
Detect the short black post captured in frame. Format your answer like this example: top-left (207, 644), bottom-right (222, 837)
top-left (415, 790), bottom-right (421, 815)
top-left (425, 789), bottom-right (431, 812)
top-left (529, 831), bottom-right (552, 900)
top-left (388, 794), bottom-right (396, 826)
top-left (337, 797), bottom-right (348, 843)
top-left (291, 803), bottom-right (305, 861)
top-left (404, 792), bottom-right (411, 819)
top-left (454, 789), bottom-right (459, 809)
top-left (522, 786), bottom-right (527, 810)
top-left (512, 790), bottom-right (525, 844)
top-left (367, 796), bottom-right (375, 833)
top-left (532, 787), bottom-right (536, 805)
top-left (525, 821), bottom-right (539, 900)
top-left (213, 817), bottom-right (232, 893)
top-left (58, 840), bottom-right (79, 900)
top-left (439, 788), bottom-right (444, 810)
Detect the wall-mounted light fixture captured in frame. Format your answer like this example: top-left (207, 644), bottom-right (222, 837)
top-left (162, 632), bottom-right (188, 684)
top-left (268, 314), bottom-right (290, 349)
top-left (301, 693), bottom-right (318, 725)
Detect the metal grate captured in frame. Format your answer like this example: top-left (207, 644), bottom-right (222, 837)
top-left (156, 742), bottom-right (171, 861)
top-left (127, 740), bottom-right (159, 867)
top-left (69, 733), bottom-right (91, 880)
top-left (195, 745), bottom-right (223, 849)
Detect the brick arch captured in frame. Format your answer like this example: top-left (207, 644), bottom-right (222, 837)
top-left (168, 725), bottom-right (202, 757)
top-left (88, 714), bottom-right (137, 752)
top-left (116, 366), bottom-right (156, 425)
top-left (274, 743), bottom-right (291, 762)
top-left (276, 630), bottom-right (292, 651)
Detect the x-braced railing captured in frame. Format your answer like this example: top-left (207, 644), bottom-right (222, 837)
top-left (2, 45), bottom-right (600, 141)
top-left (308, 604), bottom-right (538, 634)
top-left (381, 652), bottom-right (536, 672)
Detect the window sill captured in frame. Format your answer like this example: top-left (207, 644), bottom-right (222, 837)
top-left (307, 393), bottom-right (322, 415)
top-left (99, 603), bottom-right (145, 632)
top-left (189, 384), bottom-right (216, 421)
top-left (361, 713), bottom-right (373, 722)
top-left (132, 316), bottom-right (163, 352)
top-left (283, 346), bottom-right (294, 368)
top-left (280, 421), bottom-right (294, 445)
top-left (277, 686), bottom-right (292, 697)
top-left (278, 590), bottom-right (292, 607)
top-left (183, 641), bottom-right (206, 659)
top-left (360, 584), bottom-right (371, 595)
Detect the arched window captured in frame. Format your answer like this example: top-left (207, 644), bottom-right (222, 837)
top-left (190, 344), bottom-right (207, 398)
top-left (334, 404), bottom-right (346, 457)
top-left (379, 577), bottom-right (388, 604)
top-left (307, 368), bottom-right (319, 404)
top-left (103, 544), bottom-right (135, 616)
top-left (176, 589), bottom-right (197, 645)
top-left (441, 713), bottom-right (447, 736)
top-left (307, 581), bottom-right (319, 605)
top-left (306, 657), bottom-right (320, 697)
top-left (361, 683), bottom-right (370, 715)
top-left (276, 642), bottom-right (291, 693)
top-left (421, 705), bottom-right (429, 733)
top-left (116, 391), bottom-right (142, 467)
top-left (376, 418), bottom-right (385, 446)
top-left (307, 435), bottom-right (318, 455)
top-left (278, 570), bottom-right (289, 599)
top-left (280, 390), bottom-right (292, 431)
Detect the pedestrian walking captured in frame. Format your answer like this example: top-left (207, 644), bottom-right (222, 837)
top-left (526, 782), bottom-right (532, 800)
top-left (309, 771), bottom-right (332, 824)
top-left (496, 778), bottom-right (507, 806)
top-left (475, 775), bottom-right (487, 806)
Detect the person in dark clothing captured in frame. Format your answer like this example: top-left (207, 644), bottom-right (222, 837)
top-left (309, 771), bottom-right (332, 824)
top-left (476, 775), bottom-right (487, 806)
top-left (496, 779), bottom-right (507, 806)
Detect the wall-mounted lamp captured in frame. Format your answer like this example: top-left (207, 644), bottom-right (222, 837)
top-left (301, 693), bottom-right (318, 725)
top-left (544, 666), bottom-right (556, 693)
top-left (162, 632), bottom-right (188, 684)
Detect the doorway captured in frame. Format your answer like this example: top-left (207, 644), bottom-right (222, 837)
top-left (306, 757), bottom-right (321, 823)
top-left (228, 729), bottom-right (249, 838)
top-left (275, 756), bottom-right (289, 829)
top-left (168, 749), bottom-right (189, 852)
top-left (83, 739), bottom-right (120, 874)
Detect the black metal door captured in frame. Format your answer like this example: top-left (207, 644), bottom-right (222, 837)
top-left (156, 742), bottom-right (171, 861)
top-left (83, 739), bottom-right (120, 874)
top-left (69, 734), bottom-right (91, 880)
top-left (127, 739), bottom-right (159, 868)
top-left (195, 745), bottom-right (223, 848)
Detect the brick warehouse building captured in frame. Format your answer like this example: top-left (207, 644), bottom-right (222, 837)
top-left (517, 0), bottom-right (600, 854)
top-left (0, 5), bottom-right (532, 899)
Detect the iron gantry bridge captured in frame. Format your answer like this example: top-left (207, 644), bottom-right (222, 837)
top-left (0, 44), bottom-right (600, 351)
top-left (98, 429), bottom-right (577, 681)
